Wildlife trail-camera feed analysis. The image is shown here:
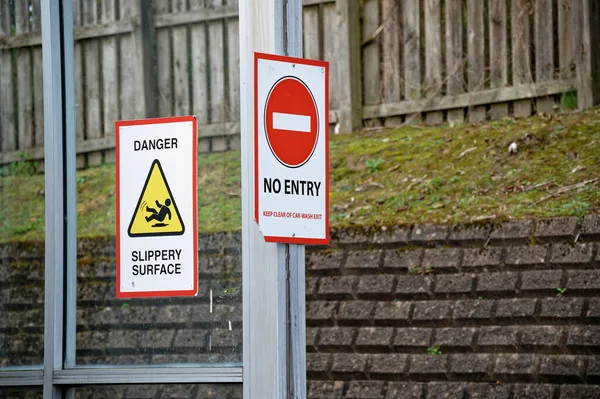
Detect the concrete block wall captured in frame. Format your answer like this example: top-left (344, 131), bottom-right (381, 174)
top-left (1, 216), bottom-right (600, 397)
top-left (306, 215), bottom-right (600, 398)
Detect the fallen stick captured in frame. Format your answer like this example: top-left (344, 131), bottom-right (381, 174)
top-left (456, 147), bottom-right (477, 160)
top-left (522, 180), bottom-right (555, 193)
top-left (533, 178), bottom-right (599, 205)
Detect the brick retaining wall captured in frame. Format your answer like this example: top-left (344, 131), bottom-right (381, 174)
top-left (306, 215), bottom-right (600, 398)
top-left (1, 215), bottom-right (600, 398)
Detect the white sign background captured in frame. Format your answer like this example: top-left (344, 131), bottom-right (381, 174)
top-left (255, 53), bottom-right (329, 244)
top-left (116, 117), bottom-right (197, 298)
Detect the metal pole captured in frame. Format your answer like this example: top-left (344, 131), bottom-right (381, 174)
top-left (62, 0), bottom-right (77, 372)
top-left (41, 1), bottom-right (64, 397)
top-left (240, 2), bottom-right (283, 398)
top-left (289, 244), bottom-right (307, 398)
top-left (41, 1), bottom-right (75, 397)
top-left (240, 0), bottom-right (306, 397)
top-left (282, 1), bottom-right (307, 398)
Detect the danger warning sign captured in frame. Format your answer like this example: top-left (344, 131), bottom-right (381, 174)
top-left (128, 159), bottom-right (184, 237)
top-left (116, 116), bottom-right (197, 298)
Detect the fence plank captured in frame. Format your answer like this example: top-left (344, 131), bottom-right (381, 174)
top-left (173, 0), bottom-right (190, 117)
top-left (535, 0), bottom-right (555, 114)
top-left (403, 0), bottom-right (421, 123)
top-left (227, 0), bottom-right (240, 150)
top-left (466, 0), bottom-right (486, 122)
top-left (424, 0), bottom-right (443, 124)
top-left (120, 0), bottom-right (148, 121)
top-left (227, 13), bottom-right (240, 124)
top-left (102, 0), bottom-right (118, 163)
top-left (303, 5), bottom-right (320, 60)
top-left (572, 0), bottom-right (586, 109)
top-left (362, 0), bottom-right (380, 111)
top-left (156, 0), bottom-right (173, 117)
top-left (382, 0), bottom-right (402, 126)
top-left (512, 0), bottom-right (533, 117)
top-left (15, 0), bottom-right (34, 152)
top-left (575, 0), bottom-right (600, 108)
top-left (189, 0), bottom-right (209, 152)
top-left (445, 0), bottom-right (464, 123)
top-left (489, 0), bottom-right (508, 119)
top-left (208, 0), bottom-right (227, 152)
top-left (303, 0), bottom-right (335, 5)
top-left (0, 121), bottom-right (240, 163)
top-left (589, 0), bottom-right (600, 106)
top-left (363, 80), bottom-right (576, 118)
top-left (154, 4), bottom-right (238, 27)
top-left (31, 0), bottom-right (44, 151)
top-left (0, 19), bottom-right (136, 49)
top-left (323, 3), bottom-right (340, 114)
top-left (73, 1), bottom-right (86, 168)
top-left (83, 0), bottom-right (103, 166)
top-left (576, 0), bottom-right (600, 108)
top-left (558, 0), bottom-right (574, 82)
top-left (0, 2), bottom-right (15, 153)
top-left (334, 0), bottom-right (362, 133)
top-left (118, 0), bottom-right (133, 120)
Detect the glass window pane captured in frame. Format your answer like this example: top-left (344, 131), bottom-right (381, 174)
top-left (0, 389), bottom-right (42, 399)
top-left (74, 1), bottom-right (242, 366)
top-left (0, 0), bottom-right (45, 368)
top-left (76, 237), bottom-right (242, 365)
top-left (74, 384), bottom-right (242, 399)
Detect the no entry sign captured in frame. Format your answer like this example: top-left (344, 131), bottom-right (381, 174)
top-left (254, 52), bottom-right (329, 244)
top-left (265, 77), bottom-right (318, 167)
top-left (116, 116), bottom-right (198, 298)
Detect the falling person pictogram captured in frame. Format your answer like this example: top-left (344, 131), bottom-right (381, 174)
top-left (128, 159), bottom-right (185, 237)
top-left (145, 198), bottom-right (172, 227)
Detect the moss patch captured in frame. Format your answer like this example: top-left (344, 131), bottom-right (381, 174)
top-left (330, 109), bottom-right (600, 227)
top-left (1, 108), bottom-right (600, 241)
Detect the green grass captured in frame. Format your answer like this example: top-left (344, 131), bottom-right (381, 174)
top-left (2, 107), bottom-right (600, 241)
top-left (427, 345), bottom-right (442, 355)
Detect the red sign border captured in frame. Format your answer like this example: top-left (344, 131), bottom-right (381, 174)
top-left (115, 115), bottom-right (198, 298)
top-left (254, 52), bottom-right (330, 245)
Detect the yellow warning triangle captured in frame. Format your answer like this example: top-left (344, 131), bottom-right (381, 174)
top-left (128, 159), bottom-right (185, 237)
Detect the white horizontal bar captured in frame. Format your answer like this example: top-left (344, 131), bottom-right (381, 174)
top-left (272, 112), bottom-right (311, 132)
top-left (0, 370), bottom-right (44, 386)
top-left (53, 366), bottom-right (242, 385)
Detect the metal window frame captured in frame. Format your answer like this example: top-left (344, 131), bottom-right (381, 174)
top-left (0, 370), bottom-right (44, 387)
top-left (42, 1), bottom-right (67, 396)
top-left (0, 0), bottom-right (308, 397)
top-left (0, 0), bottom-right (242, 396)
top-left (53, 367), bottom-right (242, 385)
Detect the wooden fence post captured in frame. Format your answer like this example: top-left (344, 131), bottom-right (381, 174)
top-left (335, 0), bottom-right (362, 133)
top-left (575, 0), bottom-right (600, 108)
top-left (140, 0), bottom-right (159, 117)
top-left (122, 0), bottom-right (158, 120)
top-left (592, 0), bottom-right (600, 105)
top-left (512, 0), bottom-right (533, 117)
top-left (0, 2), bottom-right (17, 155)
top-left (127, 0), bottom-right (158, 118)
top-left (466, 0), bottom-right (486, 122)
top-left (445, 0), bottom-right (465, 124)
top-left (404, 0), bottom-right (422, 123)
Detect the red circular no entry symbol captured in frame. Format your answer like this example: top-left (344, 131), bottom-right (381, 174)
top-left (265, 76), bottom-right (319, 168)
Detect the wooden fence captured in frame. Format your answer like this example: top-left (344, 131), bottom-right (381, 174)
top-left (349, 0), bottom-right (600, 128)
top-left (0, 0), bottom-right (599, 168)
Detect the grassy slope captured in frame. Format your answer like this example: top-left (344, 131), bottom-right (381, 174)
top-left (1, 108), bottom-right (599, 242)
